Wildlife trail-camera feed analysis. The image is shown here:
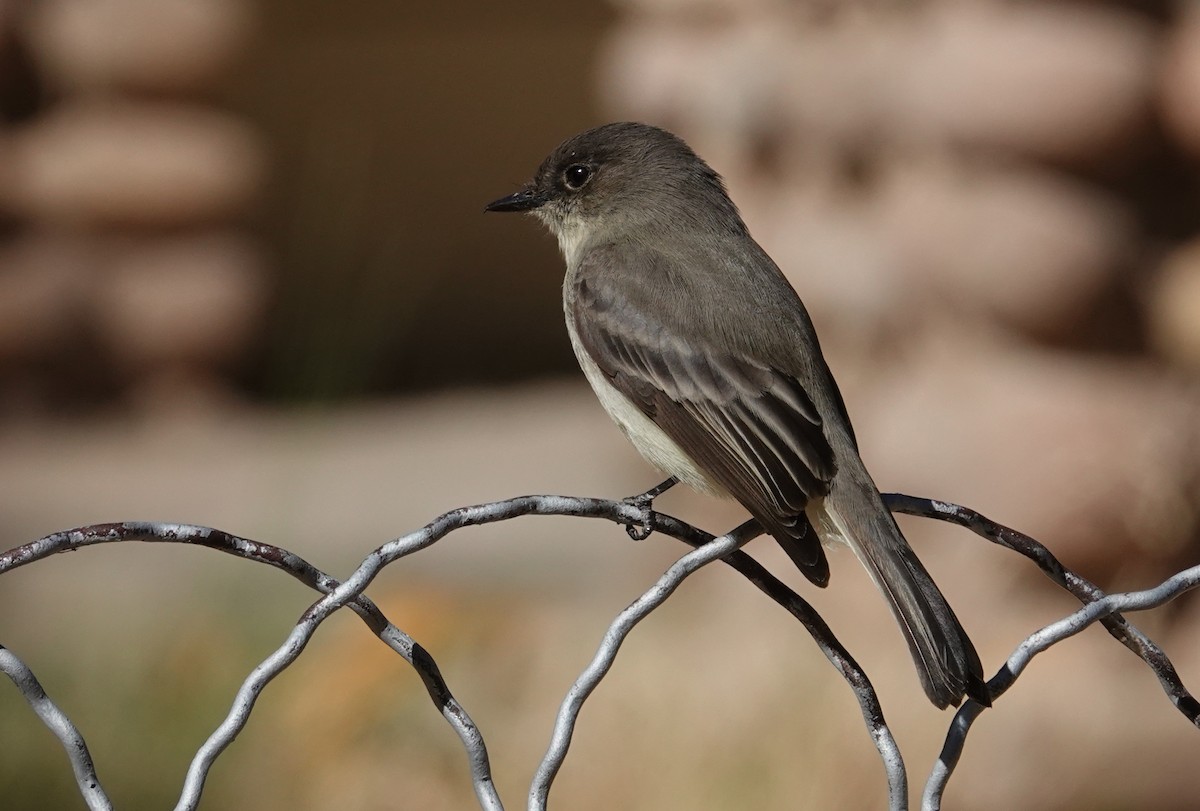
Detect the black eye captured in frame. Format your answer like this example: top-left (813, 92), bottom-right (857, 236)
top-left (563, 164), bottom-right (592, 190)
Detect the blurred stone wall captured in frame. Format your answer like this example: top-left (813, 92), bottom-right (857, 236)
top-left (597, 0), bottom-right (1200, 581)
top-left (0, 0), bottom-right (614, 409)
top-left (0, 0), bottom-right (267, 414)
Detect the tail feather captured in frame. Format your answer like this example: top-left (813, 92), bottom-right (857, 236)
top-left (808, 479), bottom-right (988, 709)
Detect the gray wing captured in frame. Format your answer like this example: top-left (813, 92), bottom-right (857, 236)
top-left (573, 264), bottom-right (837, 586)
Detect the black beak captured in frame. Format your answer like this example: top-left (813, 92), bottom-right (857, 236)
top-left (484, 186), bottom-right (544, 213)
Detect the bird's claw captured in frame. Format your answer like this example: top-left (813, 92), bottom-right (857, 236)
top-left (624, 494), bottom-right (656, 541)
top-left (621, 476), bottom-right (678, 541)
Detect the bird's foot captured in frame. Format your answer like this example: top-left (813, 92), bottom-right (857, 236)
top-left (622, 476), bottom-right (678, 541)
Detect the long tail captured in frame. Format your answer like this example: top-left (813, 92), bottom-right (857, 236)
top-left (809, 469), bottom-right (989, 709)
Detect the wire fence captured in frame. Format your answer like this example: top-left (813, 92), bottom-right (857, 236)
top-left (2, 492), bottom-right (1197, 811)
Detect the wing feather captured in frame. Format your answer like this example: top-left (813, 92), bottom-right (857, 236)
top-left (573, 259), bottom-right (837, 584)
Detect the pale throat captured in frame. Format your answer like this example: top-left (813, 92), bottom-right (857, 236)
top-left (539, 209), bottom-right (591, 268)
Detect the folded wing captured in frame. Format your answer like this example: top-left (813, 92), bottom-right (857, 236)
top-left (573, 267), bottom-right (838, 586)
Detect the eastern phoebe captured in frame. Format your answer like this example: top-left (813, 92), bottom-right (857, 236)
top-left (486, 122), bottom-right (987, 709)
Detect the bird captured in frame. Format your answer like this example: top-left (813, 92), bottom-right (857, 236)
top-left (485, 121), bottom-right (988, 709)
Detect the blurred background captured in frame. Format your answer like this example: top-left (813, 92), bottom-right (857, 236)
top-left (2, 0), bottom-right (1200, 808)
